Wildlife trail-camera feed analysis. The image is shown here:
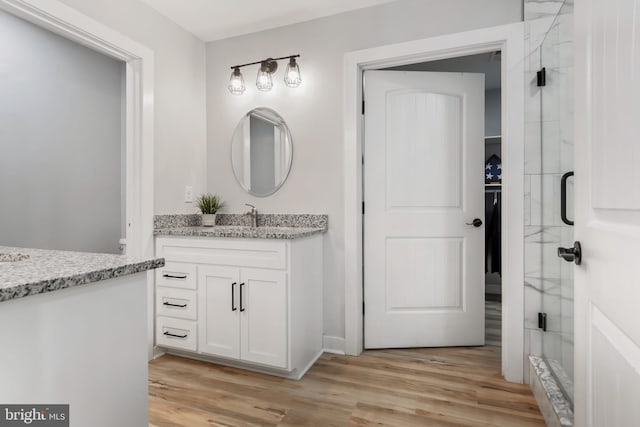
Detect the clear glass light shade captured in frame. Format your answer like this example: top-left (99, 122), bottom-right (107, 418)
top-left (284, 59), bottom-right (302, 88)
top-left (228, 68), bottom-right (245, 95)
top-left (256, 68), bottom-right (273, 91)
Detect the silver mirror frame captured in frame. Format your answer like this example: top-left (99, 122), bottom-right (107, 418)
top-left (230, 107), bottom-right (293, 197)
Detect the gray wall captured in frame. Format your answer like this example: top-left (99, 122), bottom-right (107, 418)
top-left (485, 88), bottom-right (502, 138)
top-left (206, 0), bottom-right (523, 342)
top-left (0, 10), bottom-right (124, 253)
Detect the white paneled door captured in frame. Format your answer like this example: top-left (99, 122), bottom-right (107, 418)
top-left (574, 0), bottom-right (640, 424)
top-left (364, 70), bottom-right (485, 348)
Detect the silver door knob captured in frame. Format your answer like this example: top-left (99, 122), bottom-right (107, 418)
top-left (558, 241), bottom-right (582, 265)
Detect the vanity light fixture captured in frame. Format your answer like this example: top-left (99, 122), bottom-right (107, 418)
top-left (228, 55), bottom-right (301, 94)
top-left (256, 60), bottom-right (276, 91)
top-left (228, 67), bottom-right (246, 95)
top-left (284, 56), bottom-right (302, 88)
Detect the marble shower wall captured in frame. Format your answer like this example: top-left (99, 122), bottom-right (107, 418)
top-left (522, 0), bottom-right (571, 384)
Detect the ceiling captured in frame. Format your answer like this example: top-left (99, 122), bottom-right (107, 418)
top-left (141, 0), bottom-right (400, 42)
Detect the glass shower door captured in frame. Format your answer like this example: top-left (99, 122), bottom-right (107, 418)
top-left (539, 0), bottom-right (574, 404)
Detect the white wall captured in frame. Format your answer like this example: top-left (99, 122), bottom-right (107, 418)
top-left (57, 0), bottom-right (207, 215)
top-left (0, 10), bottom-right (123, 253)
top-left (205, 0), bottom-right (523, 343)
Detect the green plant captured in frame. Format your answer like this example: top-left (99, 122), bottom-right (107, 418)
top-left (197, 193), bottom-right (226, 214)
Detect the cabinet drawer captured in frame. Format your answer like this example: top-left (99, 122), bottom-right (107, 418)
top-left (156, 317), bottom-right (197, 352)
top-left (156, 262), bottom-right (197, 290)
top-left (156, 237), bottom-right (287, 270)
top-left (156, 287), bottom-right (197, 320)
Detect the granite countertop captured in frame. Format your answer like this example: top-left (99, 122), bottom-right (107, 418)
top-left (154, 225), bottom-right (326, 240)
top-left (0, 246), bottom-right (164, 303)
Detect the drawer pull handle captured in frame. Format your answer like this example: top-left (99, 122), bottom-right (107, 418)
top-left (163, 273), bottom-right (187, 280)
top-left (240, 282), bottom-right (246, 312)
top-left (163, 301), bottom-right (187, 308)
top-left (163, 331), bottom-right (188, 339)
top-left (232, 282), bottom-right (237, 311)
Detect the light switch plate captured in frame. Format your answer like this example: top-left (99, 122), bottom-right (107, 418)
top-left (184, 186), bottom-right (193, 203)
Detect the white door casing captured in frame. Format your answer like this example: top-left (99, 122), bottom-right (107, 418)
top-left (344, 22), bottom-right (525, 382)
top-left (574, 0), bottom-right (640, 425)
top-left (364, 70), bottom-right (485, 348)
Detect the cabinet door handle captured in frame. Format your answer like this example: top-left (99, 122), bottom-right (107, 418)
top-left (231, 282), bottom-right (237, 311)
top-left (163, 331), bottom-right (187, 339)
top-left (240, 282), bottom-right (246, 312)
top-left (162, 301), bottom-right (187, 308)
top-left (163, 273), bottom-right (187, 280)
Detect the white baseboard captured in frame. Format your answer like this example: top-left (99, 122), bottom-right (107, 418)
top-left (151, 346), bottom-right (166, 360)
top-left (323, 335), bottom-right (346, 355)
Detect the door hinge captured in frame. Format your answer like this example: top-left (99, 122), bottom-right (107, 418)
top-left (536, 67), bottom-right (546, 87)
top-left (538, 312), bottom-right (547, 331)
top-left (362, 100), bottom-right (365, 115)
top-left (362, 201), bottom-right (365, 214)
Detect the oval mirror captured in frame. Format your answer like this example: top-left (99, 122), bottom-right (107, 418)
top-left (231, 108), bottom-right (293, 197)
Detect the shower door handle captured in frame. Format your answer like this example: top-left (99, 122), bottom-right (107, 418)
top-left (558, 241), bottom-right (582, 265)
top-left (561, 171), bottom-right (574, 225)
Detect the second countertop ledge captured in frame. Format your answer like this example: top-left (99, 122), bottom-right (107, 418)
top-left (153, 213), bottom-right (328, 240)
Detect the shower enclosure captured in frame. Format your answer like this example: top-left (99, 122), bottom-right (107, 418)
top-left (537, 0), bottom-right (575, 404)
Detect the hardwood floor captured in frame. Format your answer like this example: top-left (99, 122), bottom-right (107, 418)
top-left (149, 346), bottom-right (544, 426)
top-left (485, 300), bottom-right (502, 347)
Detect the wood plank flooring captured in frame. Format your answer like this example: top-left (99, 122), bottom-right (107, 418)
top-left (485, 300), bottom-right (502, 347)
top-left (149, 346), bottom-right (544, 427)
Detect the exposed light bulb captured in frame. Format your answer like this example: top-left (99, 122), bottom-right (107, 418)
top-left (256, 62), bottom-right (274, 91)
top-left (228, 67), bottom-right (245, 95)
top-left (284, 57), bottom-right (302, 88)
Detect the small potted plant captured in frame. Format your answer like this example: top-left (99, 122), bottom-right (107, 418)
top-left (197, 193), bottom-right (225, 227)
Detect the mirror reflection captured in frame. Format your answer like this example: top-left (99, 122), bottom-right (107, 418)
top-left (231, 108), bottom-right (293, 197)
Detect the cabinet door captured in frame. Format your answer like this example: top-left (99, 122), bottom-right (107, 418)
top-left (239, 269), bottom-right (288, 369)
top-left (198, 266), bottom-right (240, 359)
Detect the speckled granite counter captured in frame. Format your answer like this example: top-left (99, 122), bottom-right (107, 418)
top-left (154, 225), bottom-right (326, 240)
top-left (0, 246), bottom-right (164, 302)
top-left (153, 213), bottom-right (328, 240)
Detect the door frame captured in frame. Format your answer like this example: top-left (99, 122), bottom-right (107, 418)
top-left (0, 0), bottom-right (155, 261)
top-left (343, 22), bottom-right (526, 382)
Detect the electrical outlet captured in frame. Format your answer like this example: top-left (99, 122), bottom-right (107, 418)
top-left (184, 186), bottom-right (193, 203)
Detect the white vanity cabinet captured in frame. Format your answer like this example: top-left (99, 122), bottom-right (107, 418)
top-left (154, 235), bottom-right (323, 379)
top-left (199, 266), bottom-right (288, 367)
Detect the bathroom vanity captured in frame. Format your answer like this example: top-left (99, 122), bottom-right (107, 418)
top-left (153, 214), bottom-right (326, 379)
top-left (0, 246), bottom-right (164, 427)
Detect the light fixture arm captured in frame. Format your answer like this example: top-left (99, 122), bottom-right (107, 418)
top-left (230, 54), bottom-right (300, 70)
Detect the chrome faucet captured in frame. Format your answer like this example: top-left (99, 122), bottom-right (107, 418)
top-left (245, 204), bottom-right (258, 228)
